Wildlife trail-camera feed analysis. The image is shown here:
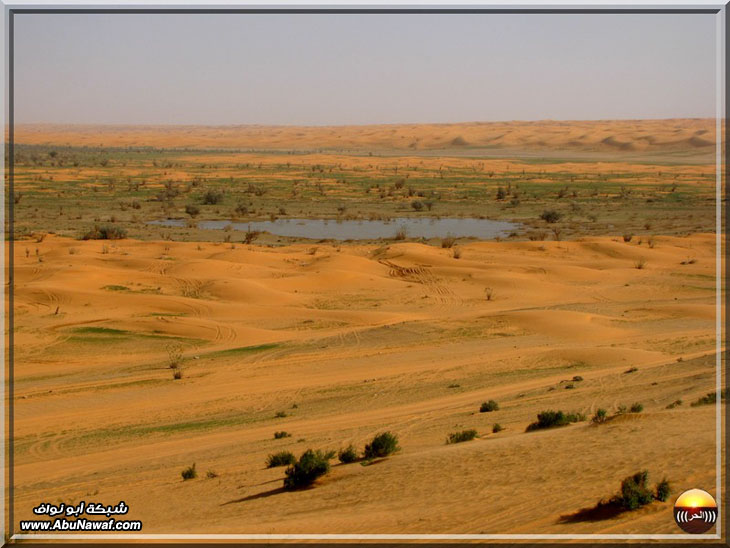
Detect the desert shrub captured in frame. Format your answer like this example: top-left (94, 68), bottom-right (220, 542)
top-left (634, 258), bottom-right (647, 269)
top-left (691, 389), bottom-right (727, 406)
top-left (243, 228), bottom-right (260, 245)
top-left (185, 204), bottom-right (200, 217)
top-left (630, 402), bottom-right (644, 413)
top-left (338, 444), bottom-right (358, 464)
top-left (363, 432), bottom-right (399, 459)
top-left (492, 423), bottom-right (504, 433)
top-left (496, 187), bottom-right (507, 200)
top-left (452, 247), bottom-right (462, 259)
top-left (616, 404), bottom-right (628, 415)
top-left (394, 226), bottom-right (407, 240)
top-left (82, 224), bottom-right (127, 240)
top-left (181, 463), bottom-right (196, 480)
top-left (572, 375), bottom-right (583, 382)
top-left (613, 470), bottom-right (653, 510)
top-left (540, 210), bottom-right (562, 223)
top-left (526, 410), bottom-right (570, 431)
top-left (566, 411), bottom-right (586, 422)
top-left (484, 287), bottom-right (494, 301)
top-left (480, 400), bottom-right (499, 413)
top-left (411, 200), bottom-right (424, 211)
top-left (266, 450), bottom-right (296, 468)
top-left (173, 369), bottom-right (183, 380)
top-left (274, 431), bottom-right (291, 439)
top-left (655, 478), bottom-right (671, 502)
top-left (624, 366), bottom-right (638, 374)
top-left (446, 429), bottom-right (478, 444)
top-left (564, 383), bottom-right (575, 389)
top-left (592, 408), bottom-right (608, 424)
top-left (202, 189), bottom-right (224, 205)
top-left (623, 234), bottom-right (633, 242)
top-left (666, 399), bottom-right (682, 409)
top-left (206, 470), bottom-right (219, 479)
top-left (441, 236), bottom-right (456, 248)
top-left (275, 411), bottom-right (287, 418)
top-left (283, 449), bottom-right (331, 489)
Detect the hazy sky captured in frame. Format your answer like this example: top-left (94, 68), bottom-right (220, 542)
top-left (14, 12), bottom-right (717, 125)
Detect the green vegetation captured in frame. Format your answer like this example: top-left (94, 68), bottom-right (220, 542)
top-left (492, 423), bottom-right (504, 433)
top-left (283, 449), bottom-right (332, 489)
top-left (274, 431), bottom-right (291, 439)
top-left (446, 429), bottom-right (478, 444)
top-left (363, 432), bottom-right (399, 459)
top-left (338, 444), bottom-right (359, 464)
top-left (266, 450), bottom-right (296, 468)
top-left (691, 389), bottom-right (728, 407)
top-left (525, 410), bottom-right (584, 432)
top-left (479, 400), bottom-right (499, 413)
top-left (181, 463), bottom-right (196, 480)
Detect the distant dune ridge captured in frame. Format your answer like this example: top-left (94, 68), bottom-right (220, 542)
top-left (14, 118), bottom-right (716, 153)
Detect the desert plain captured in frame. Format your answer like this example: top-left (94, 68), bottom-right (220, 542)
top-left (6, 119), bottom-right (726, 537)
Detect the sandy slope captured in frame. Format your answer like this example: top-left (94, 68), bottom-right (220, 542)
top-left (9, 234), bottom-right (724, 536)
top-left (15, 118), bottom-right (715, 155)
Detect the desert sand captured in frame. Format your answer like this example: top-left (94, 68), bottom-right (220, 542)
top-left (10, 232), bottom-right (723, 535)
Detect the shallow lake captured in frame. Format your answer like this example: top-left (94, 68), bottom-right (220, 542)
top-left (148, 217), bottom-right (520, 240)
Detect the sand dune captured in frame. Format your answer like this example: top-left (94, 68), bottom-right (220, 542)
top-left (15, 118), bottom-right (716, 155)
top-left (9, 233), bottom-right (723, 535)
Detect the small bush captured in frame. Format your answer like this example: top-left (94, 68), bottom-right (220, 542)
top-left (202, 189), bottom-right (224, 205)
top-left (526, 410), bottom-right (570, 431)
top-left (624, 366), bottom-right (639, 374)
top-left (572, 375), bottom-right (583, 382)
top-left (655, 478), bottom-right (671, 502)
top-left (592, 408), bottom-right (608, 424)
top-left (666, 399), bottom-right (682, 409)
top-left (566, 411), bottom-right (586, 422)
top-left (206, 470), bottom-right (219, 479)
top-left (394, 226), bottom-right (407, 240)
top-left (181, 463), bottom-right (196, 480)
top-left (492, 423), bottom-right (504, 433)
top-left (283, 449), bottom-right (331, 489)
top-left (338, 444), bottom-right (358, 463)
top-left (613, 470), bottom-right (653, 510)
top-left (363, 432), bottom-right (399, 459)
top-left (173, 369), bottom-right (183, 380)
top-left (274, 431), bottom-right (291, 439)
top-left (185, 204), bottom-right (200, 217)
top-left (564, 383), bottom-right (575, 389)
top-left (540, 210), bottom-right (562, 223)
top-left (480, 400), bottom-right (499, 413)
top-left (446, 429), bottom-right (478, 444)
top-left (452, 247), bottom-right (462, 259)
top-left (634, 258), bottom-right (647, 270)
top-left (411, 200), bottom-right (424, 211)
top-left (441, 236), bottom-right (456, 248)
top-left (630, 402), bottom-right (644, 413)
top-left (691, 389), bottom-right (727, 406)
top-left (82, 224), bottom-right (127, 240)
top-left (623, 234), bottom-right (633, 242)
top-left (266, 450), bottom-right (296, 468)
top-left (275, 411), bottom-right (287, 418)
top-left (484, 287), bottom-right (494, 301)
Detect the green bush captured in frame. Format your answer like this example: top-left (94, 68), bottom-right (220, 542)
top-left (363, 432), bottom-right (399, 459)
top-left (613, 471), bottom-right (654, 510)
top-left (283, 449), bottom-right (331, 490)
top-left (266, 450), bottom-right (296, 468)
top-left (565, 411), bottom-right (586, 422)
top-left (592, 408), bottom-right (608, 424)
top-left (525, 410), bottom-right (570, 432)
top-left (540, 210), bottom-right (562, 223)
top-left (181, 463), bottom-right (196, 480)
top-left (479, 400), bottom-right (499, 413)
top-left (274, 431), bottom-right (291, 439)
top-left (492, 423), bottom-right (504, 433)
top-left (655, 478), bottom-right (671, 502)
top-left (338, 444), bottom-right (358, 463)
top-left (666, 399), bottom-right (682, 409)
top-left (202, 189), bottom-right (224, 205)
top-left (82, 224), bottom-right (127, 240)
top-left (446, 429), bottom-right (478, 444)
top-left (691, 389), bottom-right (728, 407)
top-left (630, 402), bottom-right (644, 413)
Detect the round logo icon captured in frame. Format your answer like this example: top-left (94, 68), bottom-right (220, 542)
top-left (673, 489), bottom-right (717, 533)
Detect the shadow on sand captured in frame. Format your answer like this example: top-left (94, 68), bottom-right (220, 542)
top-left (558, 500), bottom-right (626, 523)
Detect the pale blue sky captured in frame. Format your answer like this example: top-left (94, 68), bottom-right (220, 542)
top-left (14, 12), bottom-right (717, 125)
